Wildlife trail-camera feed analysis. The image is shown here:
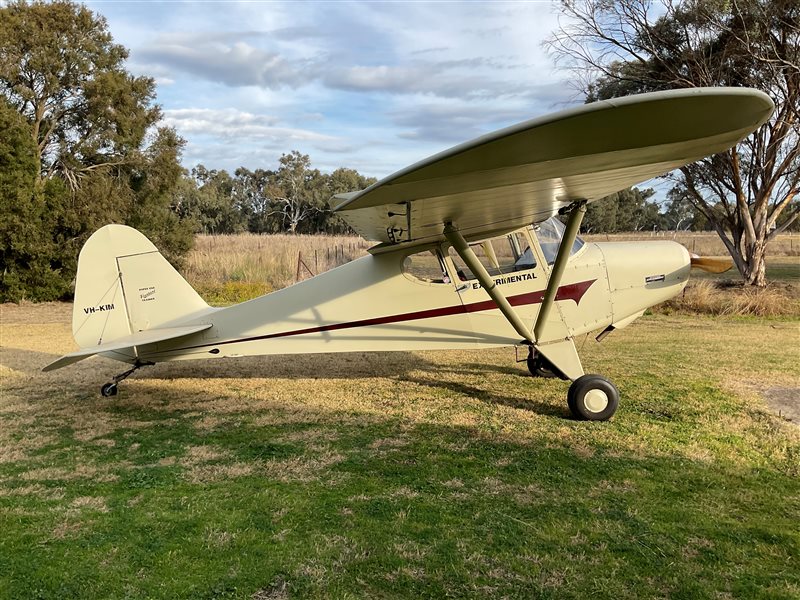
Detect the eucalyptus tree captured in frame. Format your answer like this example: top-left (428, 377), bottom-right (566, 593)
top-left (547, 0), bottom-right (799, 285)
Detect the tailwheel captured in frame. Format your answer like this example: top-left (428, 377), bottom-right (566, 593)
top-left (100, 382), bottom-right (118, 397)
top-left (568, 374), bottom-right (619, 421)
top-left (97, 361), bottom-right (153, 397)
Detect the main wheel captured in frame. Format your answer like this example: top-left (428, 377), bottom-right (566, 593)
top-left (567, 375), bottom-right (619, 421)
top-left (100, 382), bottom-right (118, 397)
top-left (526, 351), bottom-right (568, 380)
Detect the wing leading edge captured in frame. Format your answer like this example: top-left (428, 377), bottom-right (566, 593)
top-left (332, 87), bottom-right (774, 245)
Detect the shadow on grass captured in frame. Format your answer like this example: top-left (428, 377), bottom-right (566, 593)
top-left (403, 375), bottom-right (569, 418)
top-left (8, 344), bottom-right (571, 420)
top-left (7, 346), bottom-right (438, 382)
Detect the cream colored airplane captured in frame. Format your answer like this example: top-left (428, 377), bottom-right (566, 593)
top-left (44, 87), bottom-right (773, 420)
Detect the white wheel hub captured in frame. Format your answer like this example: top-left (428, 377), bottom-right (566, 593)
top-left (583, 389), bottom-right (609, 413)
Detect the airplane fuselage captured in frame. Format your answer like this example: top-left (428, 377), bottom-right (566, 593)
top-left (118, 229), bottom-right (691, 366)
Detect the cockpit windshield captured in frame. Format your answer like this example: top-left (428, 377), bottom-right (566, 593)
top-left (534, 217), bottom-right (585, 265)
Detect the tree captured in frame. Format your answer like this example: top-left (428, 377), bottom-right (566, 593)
top-left (0, 98), bottom-right (69, 300)
top-left (0, 0), bottom-right (193, 300)
top-left (547, 0), bottom-right (799, 285)
top-left (176, 165), bottom-right (247, 235)
top-left (227, 157), bottom-right (378, 236)
top-left (272, 151), bottom-right (324, 234)
top-left (580, 187), bottom-right (662, 233)
top-left (0, 0), bottom-right (160, 184)
top-left (234, 167), bottom-right (280, 234)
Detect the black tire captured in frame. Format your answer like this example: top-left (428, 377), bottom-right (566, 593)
top-left (100, 383), bottom-right (118, 397)
top-left (568, 375), bottom-right (619, 421)
top-left (527, 352), bottom-right (568, 380)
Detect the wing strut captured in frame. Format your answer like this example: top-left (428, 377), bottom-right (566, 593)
top-left (443, 223), bottom-right (534, 343)
top-left (533, 201), bottom-right (587, 342)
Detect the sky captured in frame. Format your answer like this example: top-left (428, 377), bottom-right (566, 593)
top-left (84, 0), bottom-right (578, 179)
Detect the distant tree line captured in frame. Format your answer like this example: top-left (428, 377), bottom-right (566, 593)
top-left (175, 155), bottom-right (376, 236)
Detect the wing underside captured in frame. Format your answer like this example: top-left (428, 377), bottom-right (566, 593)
top-left (332, 88), bottom-right (773, 246)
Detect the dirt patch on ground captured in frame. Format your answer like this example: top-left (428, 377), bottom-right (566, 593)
top-left (1, 302), bottom-right (71, 325)
top-left (762, 387), bottom-right (800, 425)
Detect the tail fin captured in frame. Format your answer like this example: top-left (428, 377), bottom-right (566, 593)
top-left (72, 224), bottom-right (209, 349)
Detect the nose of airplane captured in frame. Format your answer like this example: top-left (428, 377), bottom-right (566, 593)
top-left (598, 240), bottom-right (691, 320)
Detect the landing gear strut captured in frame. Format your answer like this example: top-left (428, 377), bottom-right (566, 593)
top-left (100, 361), bottom-right (153, 397)
top-left (568, 374), bottom-right (619, 421)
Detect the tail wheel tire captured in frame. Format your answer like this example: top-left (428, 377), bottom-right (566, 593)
top-left (100, 383), bottom-right (118, 397)
top-left (568, 375), bottom-right (619, 421)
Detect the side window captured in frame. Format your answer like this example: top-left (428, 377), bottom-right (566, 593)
top-left (448, 244), bottom-right (495, 281)
top-left (508, 231), bottom-right (537, 271)
top-left (534, 217), bottom-right (585, 265)
top-left (403, 249), bottom-right (450, 283)
top-left (447, 233), bottom-right (537, 282)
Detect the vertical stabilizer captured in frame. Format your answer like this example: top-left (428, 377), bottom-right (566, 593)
top-left (72, 225), bottom-right (209, 349)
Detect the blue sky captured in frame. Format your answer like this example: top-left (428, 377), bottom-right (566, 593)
top-left (85, 0), bottom-right (577, 178)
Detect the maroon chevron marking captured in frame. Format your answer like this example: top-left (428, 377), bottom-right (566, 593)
top-left (176, 279), bottom-right (596, 352)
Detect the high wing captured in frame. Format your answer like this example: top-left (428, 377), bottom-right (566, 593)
top-left (332, 88), bottom-right (773, 246)
top-left (42, 324), bottom-right (212, 372)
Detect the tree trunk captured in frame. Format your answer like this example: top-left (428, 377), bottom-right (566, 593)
top-left (743, 239), bottom-right (768, 287)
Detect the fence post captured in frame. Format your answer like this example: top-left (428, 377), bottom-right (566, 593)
top-left (295, 251), bottom-right (302, 282)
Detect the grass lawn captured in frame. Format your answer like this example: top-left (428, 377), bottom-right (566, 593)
top-left (1, 305), bottom-right (798, 599)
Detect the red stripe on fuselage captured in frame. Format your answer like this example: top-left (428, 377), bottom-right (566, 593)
top-left (171, 279), bottom-right (596, 353)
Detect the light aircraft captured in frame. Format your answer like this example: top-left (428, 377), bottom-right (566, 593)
top-left (44, 87), bottom-right (773, 420)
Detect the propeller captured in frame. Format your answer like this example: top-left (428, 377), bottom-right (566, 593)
top-left (690, 254), bottom-right (734, 273)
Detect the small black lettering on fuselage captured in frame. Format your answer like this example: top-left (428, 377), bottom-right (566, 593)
top-left (472, 271), bottom-right (537, 290)
top-left (83, 304), bottom-right (115, 314)
top-left (138, 286), bottom-right (156, 302)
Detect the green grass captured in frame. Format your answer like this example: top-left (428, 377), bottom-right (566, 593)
top-left (1, 314), bottom-right (799, 598)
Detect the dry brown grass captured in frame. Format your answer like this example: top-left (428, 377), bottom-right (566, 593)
top-left (183, 233), bottom-right (370, 301)
top-left (583, 231), bottom-right (800, 257)
top-left (657, 279), bottom-right (800, 317)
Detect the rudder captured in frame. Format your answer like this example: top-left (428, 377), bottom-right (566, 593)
top-left (72, 224), bottom-right (209, 349)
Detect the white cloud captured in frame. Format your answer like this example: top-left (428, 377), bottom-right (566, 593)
top-left (89, 0), bottom-right (577, 177)
top-left (139, 40), bottom-right (317, 89)
top-left (163, 108), bottom-right (336, 143)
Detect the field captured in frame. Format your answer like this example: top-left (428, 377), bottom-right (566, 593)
top-left (183, 232), bottom-right (800, 315)
top-left (582, 231), bottom-right (800, 258)
top-left (1, 232), bottom-right (799, 598)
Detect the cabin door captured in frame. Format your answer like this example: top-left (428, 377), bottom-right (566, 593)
top-left (444, 229), bottom-right (549, 347)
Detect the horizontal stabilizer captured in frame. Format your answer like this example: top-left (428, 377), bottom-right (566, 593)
top-left (42, 324), bottom-right (212, 372)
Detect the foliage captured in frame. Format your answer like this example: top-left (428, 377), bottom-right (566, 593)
top-left (0, 0), bottom-right (159, 182)
top-left (547, 0), bottom-right (800, 286)
top-left (175, 166), bottom-right (247, 235)
top-left (0, 99), bottom-right (70, 301)
top-left (581, 187), bottom-right (663, 233)
top-left (220, 156), bottom-right (377, 236)
top-left (0, 0), bottom-right (194, 301)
